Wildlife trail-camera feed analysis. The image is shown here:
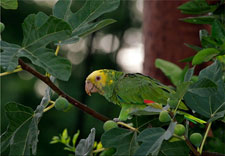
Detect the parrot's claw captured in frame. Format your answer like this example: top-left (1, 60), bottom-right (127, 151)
top-left (113, 118), bottom-right (120, 122)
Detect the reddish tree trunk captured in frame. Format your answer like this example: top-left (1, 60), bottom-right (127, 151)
top-left (143, 1), bottom-right (205, 85)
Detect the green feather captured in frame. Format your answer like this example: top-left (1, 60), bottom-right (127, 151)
top-left (90, 70), bottom-right (188, 121)
top-left (99, 71), bottom-right (176, 121)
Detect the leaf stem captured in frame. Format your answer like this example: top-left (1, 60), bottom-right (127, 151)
top-left (117, 122), bottom-right (138, 132)
top-left (55, 42), bottom-right (61, 56)
top-left (18, 59), bottom-right (109, 122)
top-left (0, 67), bottom-right (23, 77)
top-left (173, 99), bottom-right (182, 119)
top-left (199, 122), bottom-right (212, 154)
top-left (43, 101), bottom-right (55, 112)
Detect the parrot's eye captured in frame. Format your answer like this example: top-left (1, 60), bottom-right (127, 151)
top-left (96, 76), bottom-right (101, 81)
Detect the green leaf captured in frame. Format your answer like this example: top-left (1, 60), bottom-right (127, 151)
top-left (208, 108), bottom-right (225, 122)
top-left (0, 0), bottom-right (18, 9)
top-left (135, 128), bottom-right (165, 156)
top-left (199, 29), bottom-right (222, 48)
top-left (53, 0), bottom-right (119, 45)
top-left (53, 0), bottom-right (118, 33)
top-left (188, 78), bottom-right (217, 97)
top-left (72, 19), bottom-right (116, 38)
top-left (199, 29), bottom-right (209, 43)
top-left (184, 43), bottom-right (202, 52)
top-left (53, 0), bottom-right (72, 20)
top-left (184, 61), bottom-right (225, 119)
top-left (135, 122), bottom-right (176, 156)
top-left (164, 122), bottom-right (176, 140)
top-left (61, 129), bottom-right (69, 143)
top-left (50, 136), bottom-right (60, 144)
top-left (178, 0), bottom-right (217, 15)
top-left (212, 19), bottom-right (225, 41)
top-left (2, 70), bottom-right (54, 156)
top-left (50, 140), bottom-right (59, 144)
top-left (56, 36), bottom-right (80, 45)
top-left (168, 82), bottom-right (191, 109)
top-left (0, 102), bottom-right (34, 155)
top-left (75, 128), bottom-right (96, 156)
top-left (159, 141), bottom-right (189, 156)
top-left (192, 48), bottom-right (220, 65)
top-left (167, 67), bottom-right (194, 109)
top-left (0, 12), bottom-right (72, 80)
top-left (179, 56), bottom-right (194, 63)
top-left (56, 19), bottom-right (116, 45)
top-left (67, 0), bottom-right (120, 30)
top-left (22, 12), bottom-right (72, 50)
top-left (64, 147), bottom-right (74, 152)
top-left (30, 77), bottom-right (54, 155)
top-left (72, 130), bottom-right (80, 147)
top-left (180, 16), bottom-right (217, 24)
top-left (101, 128), bottom-right (139, 156)
top-left (0, 41), bottom-right (20, 71)
top-left (155, 59), bottom-right (183, 86)
top-left (0, 41), bottom-right (72, 81)
top-left (184, 66), bottom-right (195, 82)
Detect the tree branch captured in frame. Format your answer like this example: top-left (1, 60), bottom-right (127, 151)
top-left (18, 59), bottom-right (109, 122)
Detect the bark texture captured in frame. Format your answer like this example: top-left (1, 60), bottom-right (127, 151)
top-left (143, 0), bottom-right (205, 84)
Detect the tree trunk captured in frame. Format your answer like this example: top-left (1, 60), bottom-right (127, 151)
top-left (143, 1), bottom-right (204, 85)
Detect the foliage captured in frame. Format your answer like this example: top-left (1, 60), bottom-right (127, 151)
top-left (0, 0), bottom-right (18, 10)
top-left (50, 129), bottom-right (80, 153)
top-left (1, 0), bottom-right (225, 156)
top-left (0, 0), bottom-right (120, 155)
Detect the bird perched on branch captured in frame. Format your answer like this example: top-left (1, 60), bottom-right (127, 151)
top-left (85, 69), bottom-right (186, 121)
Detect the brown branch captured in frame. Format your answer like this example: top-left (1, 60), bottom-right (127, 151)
top-left (184, 135), bottom-right (200, 156)
top-left (18, 59), bottom-right (109, 122)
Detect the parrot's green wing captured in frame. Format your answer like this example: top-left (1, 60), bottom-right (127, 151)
top-left (111, 73), bottom-right (173, 120)
top-left (114, 73), bottom-right (172, 105)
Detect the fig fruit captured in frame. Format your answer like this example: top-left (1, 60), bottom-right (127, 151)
top-left (55, 96), bottom-right (69, 111)
top-left (0, 22), bottom-right (5, 33)
top-left (174, 124), bottom-right (185, 136)
top-left (190, 133), bottom-right (203, 147)
top-left (159, 111), bottom-right (171, 122)
top-left (103, 120), bottom-right (118, 131)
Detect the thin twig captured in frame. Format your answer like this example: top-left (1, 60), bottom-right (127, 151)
top-left (18, 59), bottom-right (109, 122)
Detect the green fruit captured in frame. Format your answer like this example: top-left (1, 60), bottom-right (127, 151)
top-left (55, 96), bottom-right (69, 111)
top-left (103, 120), bottom-right (118, 131)
top-left (62, 103), bottom-right (73, 112)
top-left (190, 133), bottom-right (203, 147)
top-left (174, 124), bottom-right (185, 136)
top-left (0, 22), bottom-right (5, 33)
top-left (159, 111), bottom-right (171, 122)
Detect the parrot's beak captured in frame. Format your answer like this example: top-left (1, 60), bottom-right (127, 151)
top-left (85, 80), bottom-right (98, 96)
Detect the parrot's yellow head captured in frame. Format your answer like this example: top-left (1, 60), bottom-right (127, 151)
top-left (85, 69), bottom-right (108, 96)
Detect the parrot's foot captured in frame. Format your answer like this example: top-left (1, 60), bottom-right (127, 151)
top-left (113, 118), bottom-right (120, 122)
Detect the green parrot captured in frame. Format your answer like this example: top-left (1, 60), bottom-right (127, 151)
top-left (85, 69), bottom-right (184, 121)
